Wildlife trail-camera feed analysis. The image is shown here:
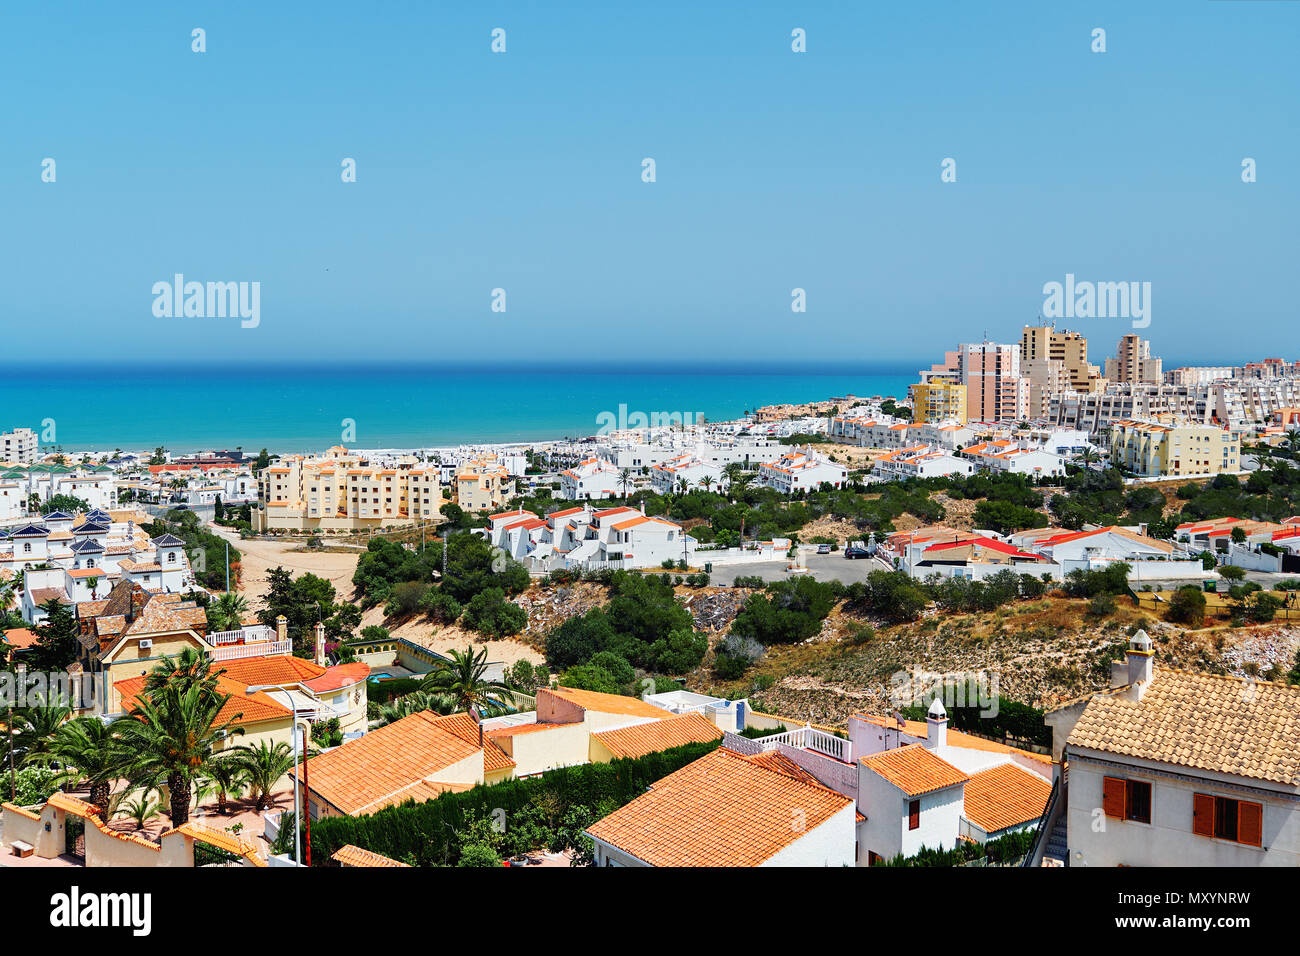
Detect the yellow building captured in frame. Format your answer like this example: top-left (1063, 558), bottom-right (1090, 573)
top-left (908, 381), bottom-right (968, 425)
top-left (1021, 324), bottom-right (1105, 393)
top-left (454, 456), bottom-right (514, 513)
top-left (1108, 420), bottom-right (1240, 478)
top-left (255, 446), bottom-right (444, 532)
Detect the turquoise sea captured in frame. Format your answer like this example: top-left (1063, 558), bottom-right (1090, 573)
top-left (0, 363), bottom-right (920, 454)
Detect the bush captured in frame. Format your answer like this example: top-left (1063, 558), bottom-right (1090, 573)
top-left (1166, 587), bottom-right (1207, 627)
top-left (733, 575), bottom-right (765, 589)
top-left (461, 587), bottom-right (527, 637)
top-left (385, 581), bottom-right (429, 618)
top-left (647, 627), bottom-right (708, 673)
top-left (729, 576), bottom-right (838, 645)
top-left (1087, 593), bottom-right (1117, 618)
top-left (713, 633), bottom-right (764, 678)
top-left (559, 663), bottom-right (623, 695)
top-left (420, 588), bottom-right (463, 624)
top-left (308, 741), bottom-right (720, 866)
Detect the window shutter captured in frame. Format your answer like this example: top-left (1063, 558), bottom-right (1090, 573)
top-left (908, 799), bottom-right (920, 830)
top-left (1192, 793), bottom-right (1214, 837)
top-left (1238, 801), bottom-right (1262, 847)
top-left (1102, 776), bottom-right (1126, 818)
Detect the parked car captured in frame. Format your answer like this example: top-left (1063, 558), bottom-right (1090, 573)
top-left (844, 541), bottom-right (869, 559)
top-left (816, 543), bottom-right (832, 554)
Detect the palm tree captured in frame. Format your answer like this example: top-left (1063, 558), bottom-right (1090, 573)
top-left (143, 647), bottom-right (223, 698)
top-left (112, 681), bottom-right (243, 827)
top-left (208, 592), bottom-right (250, 633)
top-left (235, 741), bottom-right (298, 812)
top-left (202, 755), bottom-right (249, 814)
top-left (6, 693), bottom-right (73, 767)
top-left (116, 791), bottom-right (161, 831)
top-left (420, 646), bottom-right (514, 714)
top-left (699, 475), bottom-right (714, 494)
top-left (375, 690), bottom-right (456, 727)
top-left (618, 468), bottom-right (633, 502)
top-left (1073, 447), bottom-right (1103, 470)
top-left (25, 716), bottom-right (118, 816)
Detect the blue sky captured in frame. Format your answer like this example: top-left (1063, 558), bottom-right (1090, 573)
top-left (1, 1), bottom-right (1295, 367)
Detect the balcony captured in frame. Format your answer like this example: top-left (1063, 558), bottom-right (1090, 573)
top-left (210, 625), bottom-right (275, 646)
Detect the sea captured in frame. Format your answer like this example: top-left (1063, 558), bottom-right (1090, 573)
top-left (1, 362), bottom-right (921, 454)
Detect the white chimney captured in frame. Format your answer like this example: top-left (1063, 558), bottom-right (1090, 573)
top-left (925, 698), bottom-right (948, 749)
top-left (1126, 629), bottom-right (1154, 698)
top-left (314, 621), bottom-right (326, 666)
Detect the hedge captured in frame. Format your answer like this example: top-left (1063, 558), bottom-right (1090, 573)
top-left (309, 739), bottom-right (721, 865)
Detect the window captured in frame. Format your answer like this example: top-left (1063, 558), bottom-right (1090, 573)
top-left (908, 799), bottom-right (920, 830)
top-left (1102, 776), bottom-right (1152, 823)
top-left (1194, 793), bottom-right (1262, 847)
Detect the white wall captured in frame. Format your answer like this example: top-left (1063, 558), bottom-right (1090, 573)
top-left (1066, 754), bottom-right (1300, 867)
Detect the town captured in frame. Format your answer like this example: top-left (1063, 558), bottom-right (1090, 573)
top-left (3, 324), bottom-right (1299, 870)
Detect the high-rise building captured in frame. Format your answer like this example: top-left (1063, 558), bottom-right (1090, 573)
top-left (1105, 334), bottom-right (1163, 385)
top-left (1, 427), bottom-right (38, 464)
top-left (1021, 325), bottom-right (1104, 393)
top-left (926, 342), bottom-right (1029, 423)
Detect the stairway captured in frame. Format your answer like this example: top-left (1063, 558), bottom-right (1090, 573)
top-left (1043, 812), bottom-right (1069, 867)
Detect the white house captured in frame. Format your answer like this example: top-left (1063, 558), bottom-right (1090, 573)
top-left (649, 454), bottom-right (727, 495)
top-left (585, 745), bottom-right (858, 867)
top-left (1041, 631), bottom-right (1300, 867)
top-left (559, 457), bottom-right (624, 501)
top-left (962, 440), bottom-right (1067, 479)
top-left (756, 449), bottom-right (848, 494)
top-left (872, 445), bottom-right (976, 482)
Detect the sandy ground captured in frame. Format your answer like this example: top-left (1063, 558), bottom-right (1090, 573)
top-left (359, 605), bottom-right (545, 667)
top-left (209, 524), bottom-right (363, 604)
top-left (210, 523), bottom-right (545, 668)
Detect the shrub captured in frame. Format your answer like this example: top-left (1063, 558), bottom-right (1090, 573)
top-left (1166, 587), bottom-right (1207, 627)
top-left (385, 581), bottom-right (429, 618)
top-left (713, 633), bottom-right (764, 678)
top-left (461, 587), bottom-right (527, 637)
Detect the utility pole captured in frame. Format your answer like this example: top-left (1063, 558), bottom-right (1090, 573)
top-left (225, 540), bottom-right (230, 592)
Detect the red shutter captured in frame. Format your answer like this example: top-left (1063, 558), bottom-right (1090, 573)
top-left (1192, 793), bottom-right (1214, 837)
top-left (1102, 777), bottom-right (1126, 818)
top-left (908, 799), bottom-right (920, 830)
top-left (1238, 801), bottom-right (1262, 847)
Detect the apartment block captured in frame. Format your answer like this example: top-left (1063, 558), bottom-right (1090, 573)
top-left (1, 427), bottom-right (38, 464)
top-left (908, 381), bottom-right (968, 425)
top-left (927, 343), bottom-right (1029, 423)
top-left (1020, 325), bottom-right (1103, 393)
top-left (1105, 334), bottom-right (1163, 386)
top-left (255, 446), bottom-right (444, 531)
top-left (1108, 420), bottom-right (1240, 478)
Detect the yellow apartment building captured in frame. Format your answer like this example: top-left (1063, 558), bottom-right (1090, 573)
top-left (1108, 419), bottom-right (1240, 478)
top-left (908, 381), bottom-right (968, 425)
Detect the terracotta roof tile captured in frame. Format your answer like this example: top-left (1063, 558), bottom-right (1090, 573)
top-left (331, 844), bottom-right (412, 867)
top-left (1066, 668), bottom-right (1300, 785)
top-left (860, 744), bottom-right (969, 796)
top-left (592, 713), bottom-right (724, 759)
top-left (586, 748), bottom-right (852, 867)
top-left (544, 686), bottom-right (670, 719)
top-left (962, 763), bottom-right (1051, 833)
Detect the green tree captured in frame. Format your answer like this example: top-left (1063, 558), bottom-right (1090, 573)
top-left (235, 741), bottom-right (298, 812)
top-left (421, 646), bottom-right (515, 714)
top-left (25, 716), bottom-right (118, 816)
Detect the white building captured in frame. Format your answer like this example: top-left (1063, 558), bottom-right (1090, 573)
top-left (0, 427), bottom-right (38, 464)
top-left (586, 745), bottom-right (858, 867)
top-left (559, 457), bottom-right (624, 501)
top-left (872, 445), bottom-right (976, 482)
top-left (962, 440), bottom-right (1066, 479)
top-left (1042, 632), bottom-right (1300, 866)
top-left (649, 454), bottom-right (727, 495)
top-left (756, 449), bottom-right (848, 494)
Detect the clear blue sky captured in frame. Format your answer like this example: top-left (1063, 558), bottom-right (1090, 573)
top-left (1, 1), bottom-right (1295, 366)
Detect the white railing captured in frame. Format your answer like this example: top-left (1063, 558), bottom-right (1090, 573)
top-left (755, 725), bottom-right (853, 763)
top-left (212, 639), bottom-right (292, 661)
top-left (210, 625), bottom-right (274, 646)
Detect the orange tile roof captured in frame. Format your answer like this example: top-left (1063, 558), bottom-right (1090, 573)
top-left (1065, 668), bottom-right (1300, 785)
top-left (297, 711), bottom-right (514, 816)
top-left (544, 686), bottom-right (670, 719)
top-left (592, 713), bottom-right (724, 759)
top-left (962, 763), bottom-right (1052, 834)
top-left (115, 675), bottom-right (291, 727)
top-left (304, 662), bottom-right (371, 693)
top-left (585, 748), bottom-right (853, 867)
top-left (171, 821), bottom-right (263, 860)
top-left (47, 791), bottom-right (101, 819)
top-left (2, 627), bottom-right (38, 649)
top-left (860, 744), bottom-right (969, 796)
top-left (216, 655), bottom-right (327, 687)
top-left (332, 844), bottom-right (412, 867)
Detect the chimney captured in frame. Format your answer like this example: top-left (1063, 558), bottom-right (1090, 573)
top-left (276, 615), bottom-right (287, 644)
top-left (314, 621), bottom-right (326, 666)
top-left (924, 698), bottom-right (948, 750)
top-left (1125, 629), bottom-right (1154, 699)
top-left (129, 584), bottom-right (146, 622)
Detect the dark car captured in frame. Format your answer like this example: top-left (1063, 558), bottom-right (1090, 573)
top-left (844, 543), bottom-right (869, 559)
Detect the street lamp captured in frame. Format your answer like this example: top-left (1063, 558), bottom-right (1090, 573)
top-left (245, 682), bottom-right (311, 866)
